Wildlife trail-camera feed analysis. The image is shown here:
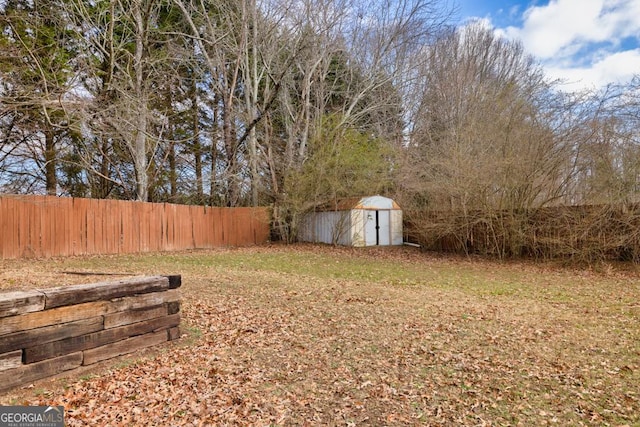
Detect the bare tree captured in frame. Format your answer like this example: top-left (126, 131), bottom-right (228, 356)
top-left (572, 78), bottom-right (640, 205)
top-left (60, 0), bottom-right (175, 201)
top-left (0, 0), bottom-right (80, 195)
top-left (398, 22), bottom-right (584, 257)
top-left (263, 0), bottom-right (451, 240)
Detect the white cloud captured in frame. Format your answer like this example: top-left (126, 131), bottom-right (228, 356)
top-left (494, 0), bottom-right (640, 91)
top-left (507, 0), bottom-right (605, 58)
top-left (508, 5), bottom-right (522, 20)
top-left (545, 48), bottom-right (640, 91)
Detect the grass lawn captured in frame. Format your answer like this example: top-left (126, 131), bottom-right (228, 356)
top-left (1, 244), bottom-right (639, 426)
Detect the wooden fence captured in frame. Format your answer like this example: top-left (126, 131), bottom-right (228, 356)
top-left (0, 195), bottom-right (270, 259)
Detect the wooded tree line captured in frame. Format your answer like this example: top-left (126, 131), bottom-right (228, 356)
top-left (1, 0), bottom-right (639, 249)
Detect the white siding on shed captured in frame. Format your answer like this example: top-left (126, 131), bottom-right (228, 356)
top-left (299, 211), bottom-right (353, 245)
top-left (351, 209), bottom-right (366, 247)
top-left (299, 196), bottom-right (403, 247)
top-left (358, 195), bottom-right (397, 210)
top-left (391, 210), bottom-right (403, 245)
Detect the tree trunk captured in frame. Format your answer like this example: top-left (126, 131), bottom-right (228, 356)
top-left (223, 99), bottom-right (238, 206)
top-left (44, 126), bottom-right (57, 196)
top-left (97, 140), bottom-right (111, 198)
top-left (244, 0), bottom-right (259, 206)
top-left (210, 93), bottom-right (220, 206)
top-left (191, 78), bottom-right (203, 202)
top-left (168, 138), bottom-right (177, 201)
top-left (132, 0), bottom-right (148, 202)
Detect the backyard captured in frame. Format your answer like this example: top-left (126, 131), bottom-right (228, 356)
top-left (0, 244), bottom-right (639, 426)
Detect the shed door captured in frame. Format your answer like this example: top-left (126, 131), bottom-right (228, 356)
top-left (378, 210), bottom-right (391, 245)
top-left (364, 210), bottom-right (391, 246)
top-left (364, 211), bottom-right (377, 246)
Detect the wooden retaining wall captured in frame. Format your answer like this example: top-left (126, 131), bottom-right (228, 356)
top-left (0, 275), bottom-right (181, 393)
top-left (0, 195), bottom-right (271, 259)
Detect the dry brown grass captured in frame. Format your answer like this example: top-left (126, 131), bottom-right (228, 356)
top-left (1, 244), bottom-right (639, 426)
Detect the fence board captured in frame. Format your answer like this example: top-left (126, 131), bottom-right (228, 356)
top-left (0, 195), bottom-right (270, 259)
top-left (88, 199), bottom-right (99, 254)
top-left (72, 198), bottom-right (83, 254)
top-left (1, 198), bottom-right (13, 258)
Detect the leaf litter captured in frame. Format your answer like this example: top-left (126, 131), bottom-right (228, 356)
top-left (0, 244), bottom-right (639, 426)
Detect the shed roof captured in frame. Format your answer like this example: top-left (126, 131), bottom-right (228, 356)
top-left (316, 195), bottom-right (401, 211)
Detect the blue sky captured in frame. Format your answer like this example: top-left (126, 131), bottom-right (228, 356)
top-left (456, 0), bottom-right (640, 91)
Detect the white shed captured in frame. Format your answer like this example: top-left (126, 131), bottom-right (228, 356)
top-left (298, 195), bottom-right (403, 246)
